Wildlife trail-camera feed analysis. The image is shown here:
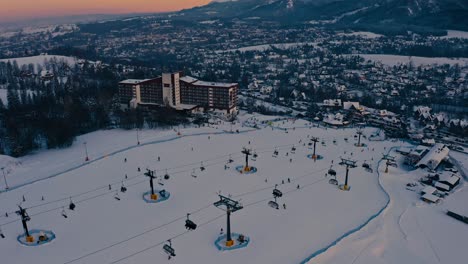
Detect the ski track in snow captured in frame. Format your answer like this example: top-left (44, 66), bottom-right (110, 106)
top-left (300, 146), bottom-right (395, 264)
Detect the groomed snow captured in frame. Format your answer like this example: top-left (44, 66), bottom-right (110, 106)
top-left (0, 113), bottom-right (466, 264)
top-left (438, 30), bottom-right (468, 40)
top-left (353, 54), bottom-right (468, 67)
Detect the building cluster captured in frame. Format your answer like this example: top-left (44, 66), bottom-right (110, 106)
top-left (119, 72), bottom-right (238, 115)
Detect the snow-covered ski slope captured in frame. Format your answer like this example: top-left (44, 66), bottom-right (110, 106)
top-left (0, 113), bottom-right (466, 264)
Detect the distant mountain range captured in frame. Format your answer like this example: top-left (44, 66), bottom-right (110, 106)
top-left (179, 0), bottom-right (468, 31)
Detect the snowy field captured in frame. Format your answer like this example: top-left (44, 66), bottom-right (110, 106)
top-left (354, 54), bottom-right (468, 67)
top-left (0, 113), bottom-right (466, 264)
top-left (438, 30), bottom-right (468, 40)
top-left (338, 31), bottom-right (383, 39)
top-left (0, 55), bottom-right (77, 72)
top-left (218, 42), bottom-right (317, 53)
top-left (311, 149), bottom-right (468, 264)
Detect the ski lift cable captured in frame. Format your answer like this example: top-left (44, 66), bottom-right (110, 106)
top-left (1, 157), bottom-right (231, 226)
top-left (109, 214), bottom-right (225, 264)
top-left (1, 153), bottom-right (371, 227)
top-left (109, 174), bottom-right (329, 264)
top-left (0, 156), bottom-right (236, 219)
top-left (2, 143), bottom-right (292, 219)
top-left (61, 165), bottom-right (336, 264)
top-left (30, 160), bottom-right (330, 224)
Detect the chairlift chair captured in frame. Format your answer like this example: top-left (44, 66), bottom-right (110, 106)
top-left (185, 214), bottom-right (197, 230)
top-left (191, 169), bottom-right (197, 178)
top-left (164, 170), bottom-right (170, 180)
top-left (120, 182), bottom-right (127, 193)
top-left (69, 198), bottom-right (76, 211)
top-left (328, 166), bottom-right (337, 177)
top-left (200, 162), bottom-right (205, 171)
top-left (291, 146), bottom-right (296, 153)
top-left (114, 191), bottom-right (121, 201)
top-left (268, 199), bottom-right (279, 210)
top-left (273, 149), bottom-right (279, 157)
top-left (61, 207), bottom-right (68, 218)
top-left (163, 240), bottom-right (176, 259)
top-left (0, 228), bottom-right (4, 239)
top-left (329, 177), bottom-right (338, 185)
top-left (158, 178), bottom-right (165, 186)
top-left (272, 185), bottom-right (283, 198)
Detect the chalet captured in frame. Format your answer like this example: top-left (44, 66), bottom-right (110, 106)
top-left (415, 143), bottom-right (449, 170)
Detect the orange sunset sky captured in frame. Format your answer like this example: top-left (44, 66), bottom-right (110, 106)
top-left (0, 0), bottom-right (212, 22)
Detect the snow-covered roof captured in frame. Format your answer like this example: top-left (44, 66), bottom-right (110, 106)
top-left (421, 193), bottom-right (440, 203)
top-left (343, 101), bottom-right (361, 110)
top-left (434, 182), bottom-right (450, 191)
top-left (180, 76), bottom-right (237, 88)
top-left (421, 186), bottom-right (437, 195)
top-left (119, 79), bottom-right (150, 85)
top-left (180, 76), bottom-right (198, 84)
top-left (416, 143), bottom-right (449, 170)
top-left (439, 174), bottom-right (460, 186)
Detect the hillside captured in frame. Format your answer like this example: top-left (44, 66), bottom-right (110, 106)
top-left (179, 0), bottom-right (468, 30)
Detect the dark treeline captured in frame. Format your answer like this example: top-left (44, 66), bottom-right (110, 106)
top-left (0, 58), bottom-right (188, 157)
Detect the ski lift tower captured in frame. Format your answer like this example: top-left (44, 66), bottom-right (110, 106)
top-left (310, 137), bottom-right (319, 161)
top-left (16, 206), bottom-right (33, 242)
top-left (382, 154), bottom-right (396, 173)
top-left (214, 195), bottom-right (243, 247)
top-left (241, 147), bottom-right (252, 172)
top-left (339, 158), bottom-right (357, 191)
top-left (144, 169), bottom-right (157, 200)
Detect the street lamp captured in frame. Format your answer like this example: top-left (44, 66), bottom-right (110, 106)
top-left (83, 142), bottom-right (89, 162)
top-left (1, 167), bottom-right (9, 190)
top-left (136, 128), bottom-right (140, 145)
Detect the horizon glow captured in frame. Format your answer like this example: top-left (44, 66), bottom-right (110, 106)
top-left (0, 0), bottom-right (212, 22)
